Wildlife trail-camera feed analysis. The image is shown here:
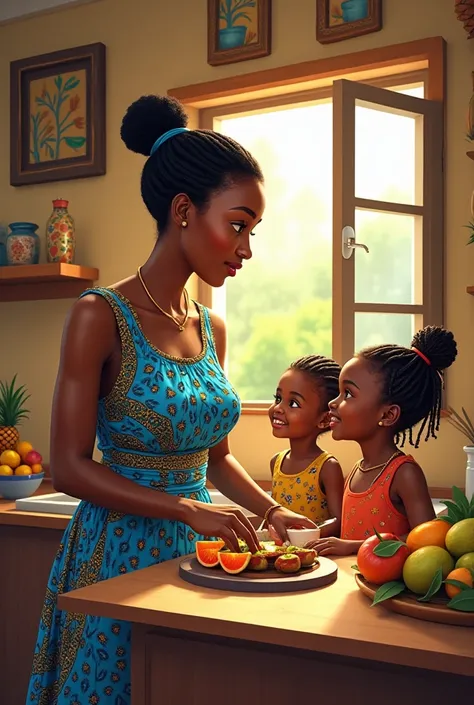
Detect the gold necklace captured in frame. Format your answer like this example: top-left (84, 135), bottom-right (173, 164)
top-left (137, 266), bottom-right (189, 332)
top-left (354, 451), bottom-right (401, 474)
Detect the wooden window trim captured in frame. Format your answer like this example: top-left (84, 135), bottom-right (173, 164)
top-left (168, 37), bottom-right (446, 415)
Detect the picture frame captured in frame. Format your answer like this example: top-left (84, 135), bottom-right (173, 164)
top-left (208, 0), bottom-right (272, 67)
top-left (316, 0), bottom-right (382, 45)
top-left (10, 42), bottom-right (106, 187)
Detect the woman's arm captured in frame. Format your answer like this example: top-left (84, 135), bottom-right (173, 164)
top-left (318, 457), bottom-right (344, 537)
top-left (50, 295), bottom-right (260, 552)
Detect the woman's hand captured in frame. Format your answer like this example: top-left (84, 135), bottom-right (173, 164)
top-left (305, 537), bottom-right (355, 557)
top-left (184, 501), bottom-right (260, 553)
top-left (268, 506), bottom-right (318, 543)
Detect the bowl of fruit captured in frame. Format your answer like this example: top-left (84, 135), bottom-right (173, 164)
top-left (0, 443), bottom-right (44, 500)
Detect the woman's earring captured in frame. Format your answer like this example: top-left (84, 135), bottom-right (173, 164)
top-left (378, 420), bottom-right (384, 426)
top-left (181, 220), bottom-right (188, 228)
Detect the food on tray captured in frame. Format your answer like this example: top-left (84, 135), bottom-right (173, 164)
top-left (275, 553), bottom-right (301, 574)
top-left (285, 546), bottom-right (317, 567)
top-left (195, 540), bottom-right (226, 568)
top-left (247, 552), bottom-right (269, 571)
top-left (354, 487), bottom-right (474, 614)
top-left (195, 538), bottom-right (318, 577)
top-left (218, 551), bottom-right (252, 574)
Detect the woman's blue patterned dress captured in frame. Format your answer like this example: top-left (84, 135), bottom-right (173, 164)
top-left (26, 288), bottom-right (240, 705)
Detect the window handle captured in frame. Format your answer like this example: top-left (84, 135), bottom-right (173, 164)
top-left (342, 225), bottom-right (369, 260)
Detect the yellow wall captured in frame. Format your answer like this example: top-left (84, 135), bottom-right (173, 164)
top-left (1, 0), bottom-right (473, 487)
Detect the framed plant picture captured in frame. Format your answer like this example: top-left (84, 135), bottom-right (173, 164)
top-left (316, 0), bottom-right (382, 45)
top-left (10, 42), bottom-right (106, 187)
top-left (208, 0), bottom-right (272, 67)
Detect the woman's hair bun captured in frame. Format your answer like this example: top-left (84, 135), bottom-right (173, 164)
top-left (411, 325), bottom-right (457, 372)
top-left (120, 95), bottom-right (188, 157)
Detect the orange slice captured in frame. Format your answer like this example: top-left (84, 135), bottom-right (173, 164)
top-left (195, 540), bottom-right (226, 568)
top-left (218, 551), bottom-right (252, 574)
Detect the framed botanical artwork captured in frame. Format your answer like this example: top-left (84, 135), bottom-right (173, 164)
top-left (10, 42), bottom-right (106, 187)
top-left (208, 0), bottom-right (272, 67)
top-left (316, 0), bottom-right (382, 45)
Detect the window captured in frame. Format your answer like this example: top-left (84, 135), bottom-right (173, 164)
top-left (189, 45), bottom-right (445, 407)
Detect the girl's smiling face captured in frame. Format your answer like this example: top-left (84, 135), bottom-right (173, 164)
top-left (329, 356), bottom-right (401, 442)
top-left (268, 368), bottom-right (329, 439)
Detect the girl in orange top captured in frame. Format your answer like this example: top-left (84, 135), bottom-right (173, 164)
top-left (307, 326), bottom-right (458, 556)
top-left (268, 355), bottom-right (344, 537)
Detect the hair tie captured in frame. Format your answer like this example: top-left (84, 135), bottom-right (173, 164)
top-left (149, 127), bottom-right (189, 156)
top-left (411, 347), bottom-right (431, 366)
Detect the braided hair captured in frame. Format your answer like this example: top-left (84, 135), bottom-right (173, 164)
top-left (120, 95), bottom-right (263, 232)
top-left (358, 326), bottom-right (457, 448)
top-left (290, 355), bottom-right (341, 412)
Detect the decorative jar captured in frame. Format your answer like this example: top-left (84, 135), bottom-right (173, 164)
top-left (6, 222), bottom-right (40, 265)
top-left (46, 199), bottom-right (76, 264)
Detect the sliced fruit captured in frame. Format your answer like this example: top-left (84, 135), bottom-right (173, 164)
top-left (0, 449), bottom-right (21, 469)
top-left (445, 567), bottom-right (473, 598)
top-left (406, 519), bottom-right (450, 553)
top-left (218, 551), bottom-right (252, 574)
top-left (275, 553), bottom-right (301, 574)
top-left (195, 540), bottom-right (225, 568)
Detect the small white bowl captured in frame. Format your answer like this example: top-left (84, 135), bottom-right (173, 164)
top-left (287, 527), bottom-right (321, 547)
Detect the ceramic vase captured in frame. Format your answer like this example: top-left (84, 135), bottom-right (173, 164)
top-left (6, 222), bottom-right (40, 265)
top-left (464, 446), bottom-right (474, 502)
top-left (46, 199), bottom-right (76, 264)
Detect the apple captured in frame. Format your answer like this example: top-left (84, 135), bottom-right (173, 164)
top-left (286, 546), bottom-right (317, 567)
top-left (25, 450), bottom-right (42, 466)
top-left (275, 553), bottom-right (301, 574)
top-left (248, 553), bottom-right (269, 571)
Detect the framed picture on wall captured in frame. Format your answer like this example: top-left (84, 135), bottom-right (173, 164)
top-left (10, 42), bottom-right (106, 187)
top-left (208, 0), bottom-right (272, 67)
top-left (316, 0), bottom-right (382, 45)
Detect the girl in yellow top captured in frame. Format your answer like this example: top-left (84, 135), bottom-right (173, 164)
top-left (269, 355), bottom-right (344, 536)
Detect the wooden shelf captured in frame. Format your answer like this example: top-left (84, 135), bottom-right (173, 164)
top-left (467, 286), bottom-right (474, 295)
top-left (0, 263), bottom-right (99, 302)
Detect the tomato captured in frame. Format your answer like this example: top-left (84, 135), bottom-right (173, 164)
top-left (357, 533), bottom-right (410, 585)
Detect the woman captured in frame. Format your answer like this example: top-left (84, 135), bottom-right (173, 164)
top-left (26, 94), bottom-right (316, 704)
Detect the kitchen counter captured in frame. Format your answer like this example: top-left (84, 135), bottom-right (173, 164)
top-left (0, 479), bottom-right (70, 529)
top-left (59, 555), bottom-right (474, 705)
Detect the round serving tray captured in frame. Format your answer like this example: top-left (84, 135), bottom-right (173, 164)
top-left (179, 555), bottom-right (338, 593)
top-left (355, 574), bottom-right (474, 627)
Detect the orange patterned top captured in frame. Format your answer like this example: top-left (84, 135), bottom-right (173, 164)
top-left (341, 454), bottom-right (413, 540)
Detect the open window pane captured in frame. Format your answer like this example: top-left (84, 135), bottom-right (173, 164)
top-left (354, 209), bottom-right (419, 305)
top-left (217, 102), bottom-right (333, 401)
top-left (355, 104), bottom-right (419, 205)
top-left (355, 313), bottom-right (415, 351)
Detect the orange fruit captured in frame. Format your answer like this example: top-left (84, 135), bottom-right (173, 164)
top-left (445, 567), bottom-right (473, 598)
top-left (30, 463), bottom-right (43, 474)
top-left (195, 540), bottom-right (226, 568)
top-left (14, 465), bottom-right (33, 476)
top-left (406, 520), bottom-right (450, 553)
top-left (16, 441), bottom-right (33, 460)
top-left (0, 449), bottom-right (21, 469)
top-left (218, 551), bottom-right (252, 574)
top-left (0, 464), bottom-right (13, 476)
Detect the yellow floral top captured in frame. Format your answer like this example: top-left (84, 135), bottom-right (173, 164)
top-left (271, 450), bottom-right (332, 523)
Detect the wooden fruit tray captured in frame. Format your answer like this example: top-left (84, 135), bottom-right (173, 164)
top-left (179, 555), bottom-right (338, 593)
top-left (355, 574), bottom-right (474, 627)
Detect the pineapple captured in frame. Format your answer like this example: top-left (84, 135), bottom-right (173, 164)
top-left (0, 375), bottom-right (30, 452)
top-left (455, 0), bottom-right (474, 39)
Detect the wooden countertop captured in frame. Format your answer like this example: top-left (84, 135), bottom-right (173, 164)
top-left (58, 555), bottom-right (474, 677)
top-left (0, 480), bottom-right (69, 530)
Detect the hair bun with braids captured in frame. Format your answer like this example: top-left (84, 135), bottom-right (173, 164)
top-left (411, 326), bottom-right (457, 372)
top-left (120, 95), bottom-right (188, 158)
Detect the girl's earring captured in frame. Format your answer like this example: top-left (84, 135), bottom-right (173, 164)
top-left (378, 420), bottom-right (384, 426)
top-left (181, 220), bottom-right (188, 228)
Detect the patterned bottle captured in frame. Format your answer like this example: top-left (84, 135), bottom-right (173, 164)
top-left (6, 222), bottom-right (40, 265)
top-left (46, 199), bottom-right (76, 264)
